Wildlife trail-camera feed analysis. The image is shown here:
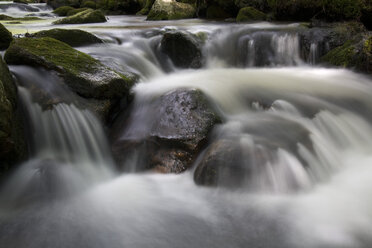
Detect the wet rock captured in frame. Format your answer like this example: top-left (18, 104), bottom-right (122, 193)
top-left (137, 0), bottom-right (155, 15)
top-left (53, 9), bottom-right (106, 24)
top-left (160, 31), bottom-right (202, 69)
top-left (0, 58), bottom-right (26, 175)
top-left (52, 6), bottom-right (75, 16)
top-left (4, 37), bottom-right (135, 99)
top-left (66, 7), bottom-right (90, 16)
top-left (194, 139), bottom-right (246, 187)
top-left (32, 29), bottom-right (103, 47)
top-left (236, 7), bottom-right (266, 22)
top-left (111, 88), bottom-right (221, 173)
top-left (0, 23), bottom-right (12, 50)
top-left (321, 35), bottom-right (372, 74)
top-left (147, 0), bottom-right (196, 20)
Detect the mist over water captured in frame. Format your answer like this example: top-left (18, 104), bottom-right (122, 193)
top-left (1, 3), bottom-right (372, 248)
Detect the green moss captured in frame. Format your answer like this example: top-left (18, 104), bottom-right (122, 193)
top-left (0, 14), bottom-right (41, 21)
top-left (4, 37), bottom-right (135, 99)
top-left (53, 9), bottom-right (106, 24)
top-left (137, 0), bottom-right (155, 15)
top-left (322, 40), bottom-right (356, 67)
top-left (364, 36), bottom-right (372, 53)
top-left (81, 0), bottom-right (96, 9)
top-left (147, 0), bottom-right (195, 20)
top-left (33, 28), bottom-right (103, 47)
top-left (67, 7), bottom-right (89, 16)
top-left (0, 23), bottom-right (12, 50)
top-left (236, 6), bottom-right (266, 22)
top-left (53, 6), bottom-right (75, 16)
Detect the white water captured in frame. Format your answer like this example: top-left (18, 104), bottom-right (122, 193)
top-left (1, 3), bottom-right (372, 248)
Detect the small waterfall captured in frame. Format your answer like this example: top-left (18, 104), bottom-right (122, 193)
top-left (18, 88), bottom-right (114, 182)
top-left (0, 2), bottom-right (52, 17)
top-left (308, 42), bottom-right (319, 65)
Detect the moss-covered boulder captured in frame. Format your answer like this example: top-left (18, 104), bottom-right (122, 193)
top-left (236, 6), bottom-right (266, 22)
top-left (321, 35), bottom-right (372, 73)
top-left (67, 7), bottom-right (89, 16)
top-left (0, 23), bottom-right (12, 50)
top-left (234, 0), bottom-right (270, 12)
top-left (321, 0), bottom-right (363, 21)
top-left (160, 31), bottom-right (202, 68)
top-left (32, 29), bottom-right (103, 47)
top-left (4, 37), bottom-right (134, 99)
top-left (81, 0), bottom-right (97, 9)
top-left (53, 9), bottom-right (106, 24)
top-left (147, 0), bottom-right (195, 20)
top-left (52, 6), bottom-right (75, 16)
top-left (0, 58), bottom-right (26, 174)
top-left (137, 0), bottom-right (155, 15)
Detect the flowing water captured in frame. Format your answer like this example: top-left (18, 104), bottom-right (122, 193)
top-left (1, 3), bottom-right (372, 248)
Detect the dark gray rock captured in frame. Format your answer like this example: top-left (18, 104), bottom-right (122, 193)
top-left (160, 31), bottom-right (203, 69)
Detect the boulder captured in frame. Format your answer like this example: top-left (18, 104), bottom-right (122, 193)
top-left (160, 31), bottom-right (202, 69)
top-left (66, 7), bottom-right (89, 16)
top-left (236, 6), bottom-right (266, 22)
top-left (4, 37), bottom-right (135, 99)
top-left (0, 23), bottom-right (12, 50)
top-left (147, 0), bottom-right (195, 20)
top-left (234, 0), bottom-right (270, 12)
top-left (81, 1), bottom-right (97, 9)
top-left (52, 6), bottom-right (75, 16)
top-left (321, 35), bottom-right (372, 74)
top-left (0, 58), bottom-right (26, 175)
top-left (32, 29), bottom-right (103, 47)
top-left (111, 88), bottom-right (221, 173)
top-left (53, 9), bottom-right (106, 25)
top-left (137, 0), bottom-right (155, 15)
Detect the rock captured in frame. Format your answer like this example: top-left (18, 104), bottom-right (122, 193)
top-left (271, 0), bottom-right (322, 21)
top-left (32, 29), bottom-right (103, 47)
top-left (13, 0), bottom-right (28, 4)
top-left (197, 0), bottom-right (238, 19)
top-left (53, 9), bottom-right (106, 25)
top-left (194, 139), bottom-right (245, 187)
top-left (0, 58), bottom-right (26, 175)
top-left (4, 37), bottom-right (135, 99)
top-left (321, 35), bottom-right (372, 74)
top-left (137, 0), bottom-right (155, 15)
top-left (206, 5), bottom-right (231, 19)
top-left (0, 14), bottom-right (41, 21)
top-left (160, 31), bottom-right (202, 69)
top-left (320, 0), bottom-right (363, 21)
top-left (81, 1), bottom-right (97, 9)
top-left (111, 88), bottom-right (221, 173)
top-left (0, 23), bottom-right (12, 50)
top-left (53, 6), bottom-right (75, 16)
top-left (236, 7), bottom-right (266, 22)
top-left (234, 0), bottom-right (270, 12)
top-left (147, 0), bottom-right (196, 20)
top-left (66, 7), bottom-right (89, 16)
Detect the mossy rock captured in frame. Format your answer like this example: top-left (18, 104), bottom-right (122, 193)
top-left (96, 0), bottom-right (142, 14)
top-left (81, 0), bottom-right (96, 9)
top-left (53, 6), bottom-right (75, 16)
top-left (67, 7), bottom-right (89, 16)
top-left (0, 14), bottom-right (42, 21)
top-left (0, 58), bottom-right (26, 174)
top-left (234, 0), bottom-right (270, 12)
top-left (32, 28), bottom-right (103, 47)
top-left (236, 6), bottom-right (266, 22)
top-left (321, 0), bottom-right (363, 21)
top-left (0, 23), bottom-right (12, 50)
top-left (136, 0), bottom-right (155, 15)
top-left (4, 37), bottom-right (135, 99)
top-left (147, 0), bottom-right (196, 20)
top-left (53, 9), bottom-right (106, 24)
top-left (271, 0), bottom-right (322, 21)
top-left (48, 0), bottom-right (81, 9)
top-left (321, 35), bottom-right (372, 73)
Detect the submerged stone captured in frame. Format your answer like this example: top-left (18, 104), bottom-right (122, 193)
top-left (4, 37), bottom-right (134, 99)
